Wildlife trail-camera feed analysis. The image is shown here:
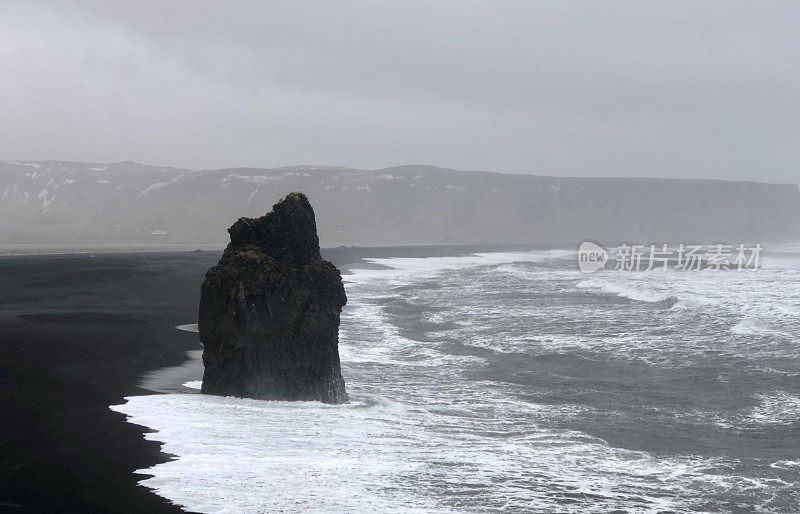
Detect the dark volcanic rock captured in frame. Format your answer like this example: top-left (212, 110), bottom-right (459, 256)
top-left (198, 192), bottom-right (348, 404)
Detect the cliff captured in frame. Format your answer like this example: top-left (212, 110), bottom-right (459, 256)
top-left (2, 161), bottom-right (799, 246)
top-left (198, 192), bottom-right (348, 404)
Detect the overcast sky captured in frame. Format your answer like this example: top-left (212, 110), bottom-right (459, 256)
top-left (0, 1), bottom-right (798, 182)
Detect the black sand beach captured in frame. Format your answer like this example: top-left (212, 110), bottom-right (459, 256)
top-left (0, 252), bottom-right (220, 512)
top-left (0, 245), bottom-right (523, 512)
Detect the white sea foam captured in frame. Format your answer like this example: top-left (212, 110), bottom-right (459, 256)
top-left (112, 249), bottom-right (798, 512)
top-left (113, 389), bottom-right (742, 513)
top-left (716, 391), bottom-right (800, 431)
top-left (747, 392), bottom-right (800, 427)
top-left (576, 266), bottom-right (800, 344)
top-left (344, 250), bottom-right (574, 286)
top-left (771, 460), bottom-right (800, 470)
top-left (176, 323), bottom-right (199, 333)
top-left (576, 275), bottom-right (672, 303)
top-left (731, 317), bottom-right (791, 338)
top-left (182, 380), bottom-right (203, 390)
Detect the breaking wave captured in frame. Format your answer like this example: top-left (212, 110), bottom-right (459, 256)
top-left (112, 248), bottom-right (800, 512)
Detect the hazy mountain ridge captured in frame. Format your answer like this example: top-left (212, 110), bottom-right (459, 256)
top-left (2, 160), bottom-right (799, 246)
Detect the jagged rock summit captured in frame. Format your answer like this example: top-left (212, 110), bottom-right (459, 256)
top-left (198, 192), bottom-right (348, 404)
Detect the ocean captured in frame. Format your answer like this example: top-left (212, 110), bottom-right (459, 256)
top-left (112, 246), bottom-right (800, 512)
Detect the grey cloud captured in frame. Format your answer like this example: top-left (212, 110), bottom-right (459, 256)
top-left (0, 0), bottom-right (798, 181)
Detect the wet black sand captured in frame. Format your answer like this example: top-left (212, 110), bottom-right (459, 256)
top-left (0, 245), bottom-right (527, 512)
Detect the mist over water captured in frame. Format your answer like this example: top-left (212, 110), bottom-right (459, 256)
top-left (113, 247), bottom-right (800, 512)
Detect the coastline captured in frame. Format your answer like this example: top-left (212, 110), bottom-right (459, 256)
top-left (0, 242), bottom-right (541, 258)
top-left (133, 244), bottom-right (536, 396)
top-left (0, 244), bottom-right (537, 512)
top-left (0, 252), bottom-right (220, 512)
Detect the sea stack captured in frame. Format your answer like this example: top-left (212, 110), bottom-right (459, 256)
top-left (198, 192), bottom-right (348, 404)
